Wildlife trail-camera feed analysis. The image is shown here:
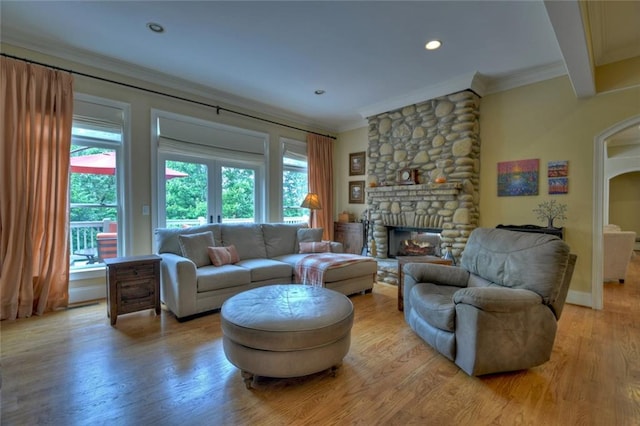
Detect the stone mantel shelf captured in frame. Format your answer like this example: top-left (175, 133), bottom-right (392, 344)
top-left (366, 182), bottom-right (462, 194)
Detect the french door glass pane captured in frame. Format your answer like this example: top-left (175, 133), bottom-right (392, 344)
top-left (221, 166), bottom-right (255, 223)
top-left (69, 145), bottom-right (119, 268)
top-left (165, 160), bottom-right (208, 228)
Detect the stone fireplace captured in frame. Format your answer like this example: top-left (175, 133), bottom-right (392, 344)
top-left (364, 90), bottom-right (480, 269)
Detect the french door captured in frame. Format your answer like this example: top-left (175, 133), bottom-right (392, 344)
top-left (157, 153), bottom-right (263, 228)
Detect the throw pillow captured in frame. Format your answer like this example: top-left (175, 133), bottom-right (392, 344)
top-left (207, 245), bottom-right (240, 266)
top-left (178, 231), bottom-right (215, 267)
top-left (299, 241), bottom-right (331, 253)
top-left (297, 228), bottom-right (323, 243)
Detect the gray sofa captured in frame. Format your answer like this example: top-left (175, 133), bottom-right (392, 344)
top-left (403, 227), bottom-right (577, 376)
top-left (155, 222), bottom-right (377, 321)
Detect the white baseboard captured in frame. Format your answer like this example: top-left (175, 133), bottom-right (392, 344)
top-left (69, 283), bottom-right (106, 304)
top-left (565, 289), bottom-right (592, 308)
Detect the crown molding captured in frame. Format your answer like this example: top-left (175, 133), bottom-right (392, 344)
top-left (483, 61), bottom-right (568, 94)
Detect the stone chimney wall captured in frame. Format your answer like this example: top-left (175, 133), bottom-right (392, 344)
top-left (365, 90), bottom-right (481, 258)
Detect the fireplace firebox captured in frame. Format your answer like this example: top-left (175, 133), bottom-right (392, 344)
top-left (386, 226), bottom-right (443, 258)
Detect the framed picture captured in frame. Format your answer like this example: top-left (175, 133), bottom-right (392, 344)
top-left (548, 160), bottom-right (568, 177)
top-left (349, 151), bottom-right (366, 176)
top-left (349, 180), bottom-right (365, 204)
top-left (497, 159), bottom-right (539, 197)
top-left (549, 177), bottom-right (569, 194)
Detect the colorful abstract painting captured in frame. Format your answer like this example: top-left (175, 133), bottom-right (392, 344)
top-left (548, 160), bottom-right (568, 177)
top-left (497, 159), bottom-right (539, 196)
top-left (549, 177), bottom-right (569, 194)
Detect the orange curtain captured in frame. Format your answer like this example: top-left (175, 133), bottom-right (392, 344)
top-left (1, 57), bottom-right (74, 320)
top-left (307, 134), bottom-right (334, 240)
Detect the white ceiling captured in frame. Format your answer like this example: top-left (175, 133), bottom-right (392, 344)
top-left (1, 1), bottom-right (638, 133)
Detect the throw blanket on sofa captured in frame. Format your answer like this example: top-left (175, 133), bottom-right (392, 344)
top-left (295, 253), bottom-right (370, 287)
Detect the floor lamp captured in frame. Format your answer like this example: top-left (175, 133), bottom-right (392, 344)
top-left (300, 193), bottom-right (322, 228)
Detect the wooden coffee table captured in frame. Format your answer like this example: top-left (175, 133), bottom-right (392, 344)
top-left (397, 255), bottom-right (452, 311)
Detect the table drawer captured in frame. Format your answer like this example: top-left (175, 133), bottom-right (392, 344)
top-left (115, 263), bottom-right (156, 280)
top-left (117, 278), bottom-right (155, 310)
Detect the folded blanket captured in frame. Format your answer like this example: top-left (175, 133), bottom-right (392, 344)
top-left (295, 253), bottom-right (370, 287)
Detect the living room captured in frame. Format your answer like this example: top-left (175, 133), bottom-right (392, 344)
top-left (2, 1), bottom-right (639, 424)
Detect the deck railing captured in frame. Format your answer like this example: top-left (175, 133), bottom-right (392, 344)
top-left (70, 216), bottom-right (307, 268)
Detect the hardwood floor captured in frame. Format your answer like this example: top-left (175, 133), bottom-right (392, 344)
top-left (2, 255), bottom-right (639, 425)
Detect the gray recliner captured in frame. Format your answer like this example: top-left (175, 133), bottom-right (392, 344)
top-left (403, 227), bottom-right (577, 376)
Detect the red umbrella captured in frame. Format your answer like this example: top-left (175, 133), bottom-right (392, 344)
top-left (70, 152), bottom-right (188, 179)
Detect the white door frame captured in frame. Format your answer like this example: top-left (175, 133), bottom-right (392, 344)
top-left (592, 114), bottom-right (640, 309)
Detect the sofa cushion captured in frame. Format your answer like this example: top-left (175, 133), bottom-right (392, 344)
top-left (178, 231), bottom-right (215, 267)
top-left (299, 241), bottom-right (331, 253)
top-left (297, 228), bottom-right (323, 245)
top-left (262, 223), bottom-right (307, 258)
top-left (155, 224), bottom-right (222, 255)
top-left (410, 283), bottom-right (458, 332)
top-left (221, 224), bottom-right (267, 260)
top-left (235, 258), bottom-right (292, 282)
top-left (197, 265), bottom-right (251, 292)
top-left (207, 245), bottom-right (240, 266)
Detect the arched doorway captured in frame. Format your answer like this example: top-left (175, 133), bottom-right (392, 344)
top-left (592, 115), bottom-right (640, 309)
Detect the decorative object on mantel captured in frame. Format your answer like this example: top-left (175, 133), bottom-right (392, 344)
top-left (434, 176), bottom-right (447, 184)
top-left (349, 151), bottom-right (366, 176)
top-left (548, 160), bottom-right (569, 194)
top-left (348, 180), bottom-right (365, 204)
top-left (397, 168), bottom-right (418, 185)
top-left (497, 159), bottom-right (539, 197)
top-left (532, 200), bottom-right (567, 228)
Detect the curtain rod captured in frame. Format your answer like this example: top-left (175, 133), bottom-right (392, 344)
top-left (1, 52), bottom-right (337, 140)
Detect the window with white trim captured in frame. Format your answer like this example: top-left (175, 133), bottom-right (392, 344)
top-left (282, 138), bottom-right (308, 224)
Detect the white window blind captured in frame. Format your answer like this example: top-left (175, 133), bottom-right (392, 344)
top-left (157, 114), bottom-right (267, 162)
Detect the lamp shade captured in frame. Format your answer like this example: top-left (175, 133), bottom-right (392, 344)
top-left (300, 193), bottom-right (322, 210)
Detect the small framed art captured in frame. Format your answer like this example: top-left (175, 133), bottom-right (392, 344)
top-left (349, 180), bottom-right (365, 204)
top-left (349, 151), bottom-right (366, 176)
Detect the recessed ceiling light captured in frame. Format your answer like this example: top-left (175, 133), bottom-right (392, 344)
top-left (425, 40), bottom-right (442, 50)
top-left (147, 22), bottom-right (165, 33)
top-left (314, 89), bottom-right (326, 95)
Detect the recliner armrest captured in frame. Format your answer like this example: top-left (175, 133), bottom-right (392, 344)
top-left (453, 287), bottom-right (542, 313)
top-left (404, 263), bottom-right (470, 288)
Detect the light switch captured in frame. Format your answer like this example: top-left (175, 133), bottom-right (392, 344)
top-left (142, 205), bottom-right (150, 216)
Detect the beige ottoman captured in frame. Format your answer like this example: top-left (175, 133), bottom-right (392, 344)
top-left (221, 284), bottom-right (354, 389)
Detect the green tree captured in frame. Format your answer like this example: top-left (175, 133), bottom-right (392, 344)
top-left (283, 169), bottom-right (307, 218)
top-left (222, 167), bottom-right (254, 219)
top-left (165, 161), bottom-right (208, 221)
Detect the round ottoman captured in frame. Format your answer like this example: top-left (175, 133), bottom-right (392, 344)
top-left (221, 284), bottom-right (354, 388)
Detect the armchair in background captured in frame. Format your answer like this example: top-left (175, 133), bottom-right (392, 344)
top-left (603, 224), bottom-right (636, 283)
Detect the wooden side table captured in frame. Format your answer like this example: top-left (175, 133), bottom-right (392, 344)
top-left (397, 255), bottom-right (452, 311)
top-left (104, 255), bottom-right (162, 325)
top-left (334, 222), bottom-right (364, 254)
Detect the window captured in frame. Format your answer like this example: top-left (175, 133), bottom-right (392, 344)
top-left (154, 111), bottom-right (267, 228)
top-left (69, 96), bottom-right (127, 271)
top-left (282, 138), bottom-right (308, 224)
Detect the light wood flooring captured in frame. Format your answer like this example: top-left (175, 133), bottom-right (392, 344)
top-left (2, 255), bottom-right (639, 425)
